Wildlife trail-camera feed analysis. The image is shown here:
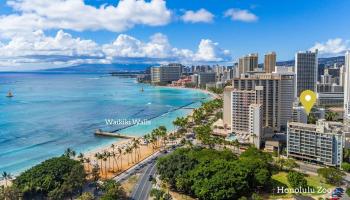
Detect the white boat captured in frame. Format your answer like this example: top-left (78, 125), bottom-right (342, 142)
top-left (6, 91), bottom-right (13, 98)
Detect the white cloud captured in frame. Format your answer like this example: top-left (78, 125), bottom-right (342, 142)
top-left (224, 8), bottom-right (258, 22)
top-left (309, 38), bottom-right (350, 56)
top-left (0, 0), bottom-right (172, 38)
top-left (0, 30), bottom-right (103, 57)
top-left (181, 9), bottom-right (214, 23)
top-left (0, 30), bottom-right (232, 71)
top-left (194, 39), bottom-right (230, 62)
top-left (103, 33), bottom-right (231, 63)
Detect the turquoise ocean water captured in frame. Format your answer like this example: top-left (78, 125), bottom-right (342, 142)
top-left (0, 72), bottom-right (210, 174)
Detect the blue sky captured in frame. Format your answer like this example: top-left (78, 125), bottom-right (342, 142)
top-left (0, 0), bottom-right (349, 71)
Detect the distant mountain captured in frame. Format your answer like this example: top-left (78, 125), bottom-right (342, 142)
top-left (276, 56), bottom-right (345, 67)
top-left (43, 63), bottom-right (154, 73)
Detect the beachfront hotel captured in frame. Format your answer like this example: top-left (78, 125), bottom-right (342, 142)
top-left (151, 63), bottom-right (182, 84)
top-left (287, 120), bottom-right (344, 167)
top-left (230, 86), bottom-right (263, 148)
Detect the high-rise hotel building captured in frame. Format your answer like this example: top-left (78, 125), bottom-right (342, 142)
top-left (295, 50), bottom-right (318, 97)
top-left (238, 53), bottom-right (258, 75)
top-left (232, 73), bottom-right (294, 131)
top-left (264, 52), bottom-right (276, 74)
top-left (231, 86), bottom-right (263, 148)
top-left (287, 120), bottom-right (344, 167)
top-left (344, 51), bottom-right (350, 125)
top-left (151, 64), bottom-right (182, 84)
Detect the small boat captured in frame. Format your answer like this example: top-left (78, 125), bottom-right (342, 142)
top-left (6, 91), bottom-right (13, 98)
top-left (140, 87), bottom-right (144, 92)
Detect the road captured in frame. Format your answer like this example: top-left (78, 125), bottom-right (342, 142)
top-left (114, 151), bottom-right (161, 183)
top-left (130, 159), bottom-right (158, 200)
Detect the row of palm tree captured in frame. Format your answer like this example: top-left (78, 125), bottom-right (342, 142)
top-left (62, 138), bottom-right (142, 179)
top-left (144, 126), bottom-right (168, 151)
top-left (92, 138), bottom-right (141, 179)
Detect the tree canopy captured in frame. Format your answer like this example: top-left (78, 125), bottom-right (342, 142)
top-left (157, 147), bottom-right (272, 200)
top-left (14, 156), bottom-right (86, 199)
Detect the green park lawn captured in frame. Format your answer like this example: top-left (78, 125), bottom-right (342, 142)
top-left (270, 172), bottom-right (334, 199)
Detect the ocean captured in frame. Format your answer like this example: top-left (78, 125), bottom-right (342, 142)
top-left (0, 72), bottom-right (210, 174)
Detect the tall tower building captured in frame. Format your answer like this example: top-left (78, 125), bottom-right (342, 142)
top-left (231, 86), bottom-right (263, 148)
top-left (264, 52), bottom-right (276, 73)
top-left (295, 50), bottom-right (318, 98)
top-left (238, 53), bottom-right (258, 75)
top-left (232, 73), bottom-right (294, 131)
top-left (344, 51), bottom-right (350, 123)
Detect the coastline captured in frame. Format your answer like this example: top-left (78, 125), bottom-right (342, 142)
top-left (0, 83), bottom-right (213, 185)
top-left (80, 85), bottom-right (213, 177)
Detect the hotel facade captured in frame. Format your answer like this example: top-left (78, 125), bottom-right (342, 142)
top-left (287, 120), bottom-right (344, 167)
top-left (232, 73), bottom-right (294, 131)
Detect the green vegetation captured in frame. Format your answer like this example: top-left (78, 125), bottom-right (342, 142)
top-left (157, 147), bottom-right (272, 200)
top-left (341, 162), bottom-right (350, 172)
top-left (100, 180), bottom-right (126, 200)
top-left (325, 111), bottom-right (338, 121)
top-left (287, 171), bottom-right (308, 188)
top-left (14, 156), bottom-right (86, 199)
top-left (150, 188), bottom-right (172, 200)
top-left (271, 171), bottom-right (333, 197)
top-left (346, 188), bottom-right (350, 197)
top-left (317, 167), bottom-right (344, 186)
top-left (275, 158), bottom-right (299, 171)
top-left (184, 82), bottom-right (197, 88)
top-left (307, 113), bottom-right (317, 124)
top-left (344, 148), bottom-right (350, 162)
top-left (208, 87), bottom-right (223, 94)
top-left (77, 192), bottom-right (94, 200)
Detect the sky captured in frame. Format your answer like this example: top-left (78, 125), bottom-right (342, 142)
top-left (0, 0), bottom-right (350, 71)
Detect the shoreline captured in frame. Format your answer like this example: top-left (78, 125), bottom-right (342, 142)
top-left (0, 83), bottom-right (212, 185)
top-left (80, 85), bottom-right (213, 179)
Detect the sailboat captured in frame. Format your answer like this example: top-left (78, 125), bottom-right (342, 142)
top-left (6, 90), bottom-right (13, 98)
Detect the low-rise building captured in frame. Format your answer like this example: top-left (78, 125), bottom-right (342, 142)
top-left (287, 120), bottom-right (344, 167)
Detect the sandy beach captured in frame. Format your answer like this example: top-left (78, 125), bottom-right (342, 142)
top-left (82, 137), bottom-right (158, 179)
top-left (79, 86), bottom-right (215, 179)
top-left (0, 85), bottom-right (211, 185)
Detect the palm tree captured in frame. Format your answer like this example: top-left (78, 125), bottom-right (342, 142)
top-left (118, 147), bottom-right (123, 170)
top-left (1, 171), bottom-right (11, 187)
top-left (326, 111), bottom-right (338, 121)
top-left (64, 148), bottom-right (76, 158)
top-left (106, 151), bottom-right (111, 172)
top-left (132, 139), bottom-right (140, 162)
top-left (125, 147), bottom-right (131, 165)
top-left (102, 153), bottom-right (108, 178)
top-left (144, 134), bottom-right (150, 147)
top-left (95, 153), bottom-right (103, 174)
top-left (111, 144), bottom-right (115, 153)
top-left (111, 151), bottom-right (117, 172)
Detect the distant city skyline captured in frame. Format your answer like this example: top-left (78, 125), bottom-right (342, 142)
top-left (0, 0), bottom-right (350, 71)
